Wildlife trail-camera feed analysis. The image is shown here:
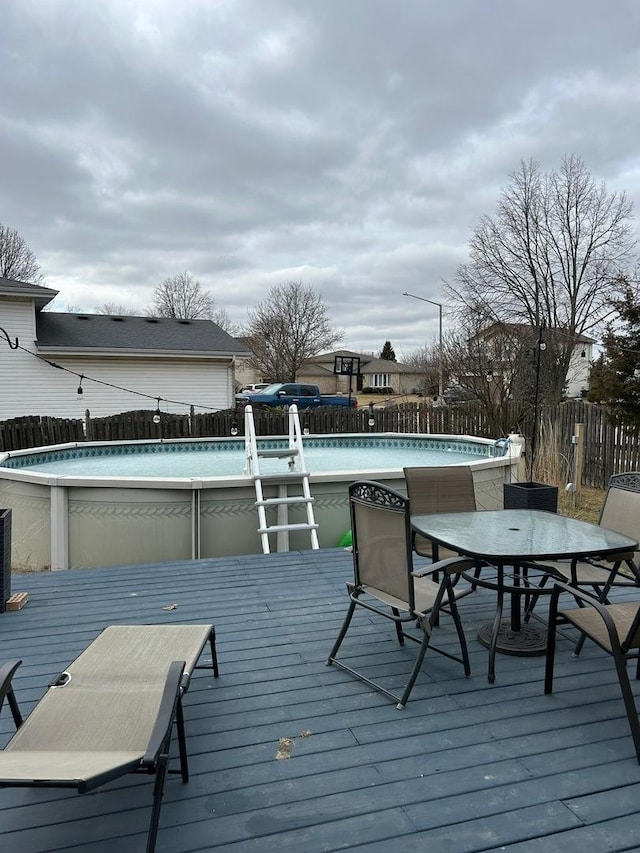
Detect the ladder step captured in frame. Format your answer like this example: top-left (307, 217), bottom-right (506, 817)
top-left (253, 472), bottom-right (310, 482)
top-left (258, 523), bottom-right (319, 534)
top-left (256, 496), bottom-right (314, 506)
top-left (257, 448), bottom-right (300, 458)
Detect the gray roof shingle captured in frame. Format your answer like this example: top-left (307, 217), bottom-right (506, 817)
top-left (35, 312), bottom-right (249, 355)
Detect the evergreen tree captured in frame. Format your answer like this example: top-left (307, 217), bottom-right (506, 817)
top-left (379, 341), bottom-right (396, 361)
top-left (588, 283), bottom-right (640, 426)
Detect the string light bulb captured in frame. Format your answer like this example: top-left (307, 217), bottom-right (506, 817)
top-left (153, 398), bottom-right (161, 425)
top-left (230, 421), bottom-right (238, 436)
top-left (76, 375), bottom-right (84, 398)
top-left (368, 402), bottom-right (375, 427)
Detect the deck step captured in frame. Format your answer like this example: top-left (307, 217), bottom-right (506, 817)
top-left (256, 496), bottom-right (315, 506)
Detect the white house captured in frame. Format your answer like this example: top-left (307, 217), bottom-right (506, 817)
top-left (0, 277), bottom-right (249, 420)
top-left (469, 323), bottom-right (594, 400)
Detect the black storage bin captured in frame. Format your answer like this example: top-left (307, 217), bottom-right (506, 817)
top-left (503, 482), bottom-right (558, 513)
top-left (0, 508), bottom-right (11, 613)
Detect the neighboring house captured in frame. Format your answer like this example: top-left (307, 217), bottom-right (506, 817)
top-left (469, 323), bottom-right (594, 399)
top-left (299, 350), bottom-right (423, 395)
top-left (360, 357), bottom-right (422, 394)
top-left (564, 335), bottom-right (595, 398)
top-left (0, 277), bottom-right (249, 420)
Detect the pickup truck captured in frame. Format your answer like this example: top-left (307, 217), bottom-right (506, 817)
top-left (235, 383), bottom-right (358, 409)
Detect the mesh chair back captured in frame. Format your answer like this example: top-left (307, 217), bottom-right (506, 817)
top-left (624, 604), bottom-right (640, 650)
top-left (403, 465), bottom-right (476, 514)
top-left (350, 481), bottom-right (413, 608)
top-left (404, 466), bottom-right (476, 557)
top-left (601, 476), bottom-right (640, 560)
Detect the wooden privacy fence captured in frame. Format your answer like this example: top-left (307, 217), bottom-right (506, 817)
top-left (1, 402), bottom-right (639, 489)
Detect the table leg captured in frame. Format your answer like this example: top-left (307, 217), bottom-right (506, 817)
top-left (476, 562), bottom-right (547, 682)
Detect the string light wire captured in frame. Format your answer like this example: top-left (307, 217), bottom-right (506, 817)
top-left (0, 330), bottom-right (223, 412)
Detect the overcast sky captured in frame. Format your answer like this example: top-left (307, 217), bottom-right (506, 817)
top-left (2, 0), bottom-right (640, 357)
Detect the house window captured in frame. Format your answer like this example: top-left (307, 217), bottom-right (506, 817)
top-left (372, 373), bottom-right (391, 388)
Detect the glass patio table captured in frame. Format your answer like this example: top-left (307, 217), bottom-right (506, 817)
top-left (411, 508), bottom-right (638, 682)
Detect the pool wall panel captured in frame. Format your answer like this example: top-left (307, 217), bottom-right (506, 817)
top-left (0, 479), bottom-right (51, 571)
top-left (68, 488), bottom-right (193, 569)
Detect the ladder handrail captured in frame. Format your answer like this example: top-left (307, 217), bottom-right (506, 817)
top-left (244, 404), bottom-right (319, 554)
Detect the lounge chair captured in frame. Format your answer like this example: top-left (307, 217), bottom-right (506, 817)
top-left (0, 624), bottom-right (218, 853)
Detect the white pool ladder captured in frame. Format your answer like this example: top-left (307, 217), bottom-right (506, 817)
top-left (244, 404), bottom-right (319, 554)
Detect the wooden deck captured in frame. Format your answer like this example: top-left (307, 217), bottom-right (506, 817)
top-left (1, 548), bottom-right (640, 853)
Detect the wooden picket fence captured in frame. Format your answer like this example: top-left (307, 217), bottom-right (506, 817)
top-left (1, 401), bottom-right (639, 489)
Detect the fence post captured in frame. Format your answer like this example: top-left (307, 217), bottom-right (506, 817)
top-left (573, 422), bottom-right (584, 498)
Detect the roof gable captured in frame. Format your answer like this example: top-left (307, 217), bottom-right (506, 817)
top-left (0, 275), bottom-right (58, 309)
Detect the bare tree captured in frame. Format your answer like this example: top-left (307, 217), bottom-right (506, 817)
top-left (150, 271), bottom-right (215, 320)
top-left (0, 223), bottom-right (43, 283)
top-left (246, 281), bottom-right (342, 381)
top-left (447, 154), bottom-right (636, 401)
top-left (403, 344), bottom-right (442, 396)
top-left (210, 305), bottom-right (242, 336)
top-left (442, 320), bottom-right (532, 434)
top-left (94, 303), bottom-right (138, 315)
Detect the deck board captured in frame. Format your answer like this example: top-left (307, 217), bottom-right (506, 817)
top-left (1, 547), bottom-right (639, 852)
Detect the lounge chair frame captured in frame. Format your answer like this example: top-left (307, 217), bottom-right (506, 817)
top-left (0, 624), bottom-right (218, 853)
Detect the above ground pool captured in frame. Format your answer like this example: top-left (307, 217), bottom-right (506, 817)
top-left (2, 435), bottom-right (506, 479)
top-left (0, 433), bottom-right (521, 571)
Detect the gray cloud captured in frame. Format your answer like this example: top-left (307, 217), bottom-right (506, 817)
top-left (1, 0), bottom-right (639, 352)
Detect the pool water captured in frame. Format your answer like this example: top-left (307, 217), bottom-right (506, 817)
top-left (4, 437), bottom-right (489, 479)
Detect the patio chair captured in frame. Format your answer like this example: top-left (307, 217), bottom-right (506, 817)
top-left (525, 472), bottom-right (640, 644)
top-left (545, 581), bottom-right (640, 762)
top-left (0, 624), bottom-right (218, 853)
top-left (403, 465), bottom-right (477, 560)
top-left (326, 480), bottom-right (474, 709)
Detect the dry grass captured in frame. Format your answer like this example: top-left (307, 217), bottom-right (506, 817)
top-left (531, 415), bottom-right (605, 524)
top-left (558, 485), bottom-right (604, 524)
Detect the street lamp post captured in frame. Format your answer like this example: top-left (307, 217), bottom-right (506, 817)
top-left (402, 291), bottom-right (444, 403)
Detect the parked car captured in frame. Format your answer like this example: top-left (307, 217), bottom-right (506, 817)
top-left (239, 383), bottom-right (270, 393)
top-left (235, 383), bottom-right (358, 409)
top-left (443, 385), bottom-right (476, 403)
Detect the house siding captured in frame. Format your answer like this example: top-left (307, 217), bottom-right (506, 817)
top-left (1, 298), bottom-right (41, 419)
top-left (1, 301), bottom-right (234, 419)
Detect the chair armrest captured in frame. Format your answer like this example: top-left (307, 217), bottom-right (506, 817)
top-left (141, 660), bottom-right (186, 770)
top-left (0, 659), bottom-right (23, 729)
top-left (550, 580), bottom-right (621, 639)
top-left (413, 556), bottom-right (478, 578)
